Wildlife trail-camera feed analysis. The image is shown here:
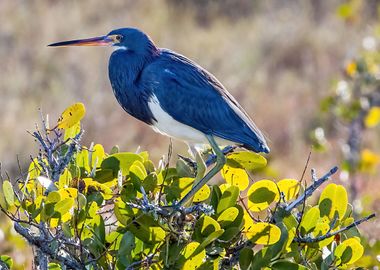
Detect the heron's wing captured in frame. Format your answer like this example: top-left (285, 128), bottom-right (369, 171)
top-left (142, 50), bottom-right (269, 153)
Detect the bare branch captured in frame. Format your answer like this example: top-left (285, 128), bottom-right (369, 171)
top-left (294, 213), bottom-right (376, 243)
top-left (285, 166), bottom-right (338, 212)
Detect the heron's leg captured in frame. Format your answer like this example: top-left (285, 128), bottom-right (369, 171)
top-left (176, 135), bottom-right (226, 207)
top-left (183, 145), bottom-right (207, 207)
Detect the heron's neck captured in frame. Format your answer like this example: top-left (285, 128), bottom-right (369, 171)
top-left (108, 48), bottom-right (158, 124)
top-left (109, 46), bottom-right (158, 86)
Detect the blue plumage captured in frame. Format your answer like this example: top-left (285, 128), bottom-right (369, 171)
top-left (49, 27), bottom-right (269, 154)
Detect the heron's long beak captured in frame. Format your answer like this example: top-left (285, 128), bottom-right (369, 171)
top-left (48, 35), bottom-right (114, 47)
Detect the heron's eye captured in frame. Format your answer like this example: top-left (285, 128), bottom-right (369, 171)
top-left (115, 35), bottom-right (123, 42)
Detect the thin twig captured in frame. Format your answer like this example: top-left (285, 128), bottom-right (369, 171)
top-left (294, 213), bottom-right (376, 243)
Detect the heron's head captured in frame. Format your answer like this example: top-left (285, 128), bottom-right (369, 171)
top-left (48, 27), bottom-right (157, 54)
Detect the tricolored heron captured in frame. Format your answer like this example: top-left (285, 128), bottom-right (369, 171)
top-left (49, 27), bottom-right (269, 208)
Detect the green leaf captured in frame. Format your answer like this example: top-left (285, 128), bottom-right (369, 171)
top-left (226, 151), bottom-right (267, 171)
top-left (239, 248), bottom-right (253, 270)
top-left (130, 160), bottom-right (147, 181)
top-left (54, 197), bottom-right (74, 215)
top-left (245, 222), bottom-right (281, 245)
top-left (271, 260), bottom-right (308, 270)
top-left (221, 165), bottom-right (249, 191)
top-left (46, 191), bottom-right (61, 204)
top-left (0, 184), bottom-right (8, 209)
top-left (210, 185), bottom-right (222, 211)
top-left (300, 206), bottom-right (320, 235)
top-left (3, 180), bottom-right (14, 207)
top-left (196, 229), bottom-right (224, 253)
top-left (216, 185), bottom-right (239, 214)
top-left (334, 237), bottom-right (364, 266)
top-left (219, 227), bottom-right (240, 242)
top-left (76, 148), bottom-right (90, 172)
top-left (0, 255), bottom-right (13, 268)
top-left (128, 215), bottom-right (165, 244)
top-left (142, 173), bottom-right (158, 193)
top-left (319, 184), bottom-right (347, 221)
top-left (251, 247), bottom-right (273, 270)
top-left (93, 215), bottom-right (106, 248)
top-left (217, 207), bottom-right (239, 228)
top-left (114, 203), bottom-right (130, 226)
top-left (101, 153), bottom-right (143, 176)
top-left (176, 158), bottom-right (195, 178)
top-left (48, 262), bottom-right (62, 270)
top-left (267, 222), bottom-right (289, 256)
top-left (117, 231), bottom-right (135, 266)
top-left (94, 169), bottom-right (115, 183)
top-left (90, 143), bottom-right (106, 168)
top-left (199, 216), bottom-right (221, 236)
top-left (110, 145), bottom-right (119, 154)
top-left (247, 179), bottom-right (279, 212)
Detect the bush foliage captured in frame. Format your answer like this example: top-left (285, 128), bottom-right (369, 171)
top-left (0, 103), bottom-right (375, 270)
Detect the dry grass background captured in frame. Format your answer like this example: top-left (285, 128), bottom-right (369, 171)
top-left (0, 0), bottom-right (379, 267)
top-left (0, 0), bottom-right (369, 175)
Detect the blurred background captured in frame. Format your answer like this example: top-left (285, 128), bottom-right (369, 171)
top-left (0, 0), bottom-right (380, 267)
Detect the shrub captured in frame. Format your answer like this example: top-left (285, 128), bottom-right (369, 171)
top-left (0, 103), bottom-right (375, 269)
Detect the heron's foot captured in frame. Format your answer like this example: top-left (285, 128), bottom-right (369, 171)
top-left (177, 152), bottom-right (206, 180)
top-left (205, 145), bottom-right (237, 166)
top-left (177, 154), bottom-right (197, 177)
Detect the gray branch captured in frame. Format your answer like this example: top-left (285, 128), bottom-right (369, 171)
top-left (294, 213), bottom-right (376, 243)
top-left (285, 166), bottom-right (338, 212)
top-left (14, 222), bottom-right (83, 269)
top-left (0, 260), bottom-right (10, 270)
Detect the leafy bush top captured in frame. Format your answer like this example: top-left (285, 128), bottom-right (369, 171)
top-left (0, 103), bottom-right (375, 270)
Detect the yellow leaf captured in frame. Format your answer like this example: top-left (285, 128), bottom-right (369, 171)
top-left (300, 206), bottom-right (320, 235)
top-left (58, 169), bottom-right (72, 189)
top-left (284, 227), bottom-right (296, 252)
top-left (3, 180), bottom-right (14, 207)
top-left (63, 121), bottom-right (81, 141)
top-left (221, 165), bottom-right (249, 191)
top-left (219, 183), bottom-right (229, 194)
top-left (181, 242), bottom-right (206, 269)
top-left (193, 184), bottom-right (210, 202)
top-left (364, 107), bottom-right (380, 128)
top-left (359, 149), bottom-right (380, 174)
top-left (57, 102), bottom-right (86, 129)
top-left (334, 238), bottom-right (364, 265)
top-left (277, 179), bottom-right (300, 201)
top-left (245, 222), bottom-right (281, 245)
top-left (82, 178), bottom-right (113, 199)
top-left (319, 184), bottom-right (347, 221)
top-left (247, 179), bottom-right (280, 212)
top-left (217, 207), bottom-right (239, 228)
top-left (345, 61), bottom-right (357, 76)
top-left (312, 222), bottom-right (334, 248)
top-left (91, 144), bottom-right (105, 168)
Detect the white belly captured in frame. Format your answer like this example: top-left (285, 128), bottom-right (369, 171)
top-left (148, 95), bottom-right (234, 146)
